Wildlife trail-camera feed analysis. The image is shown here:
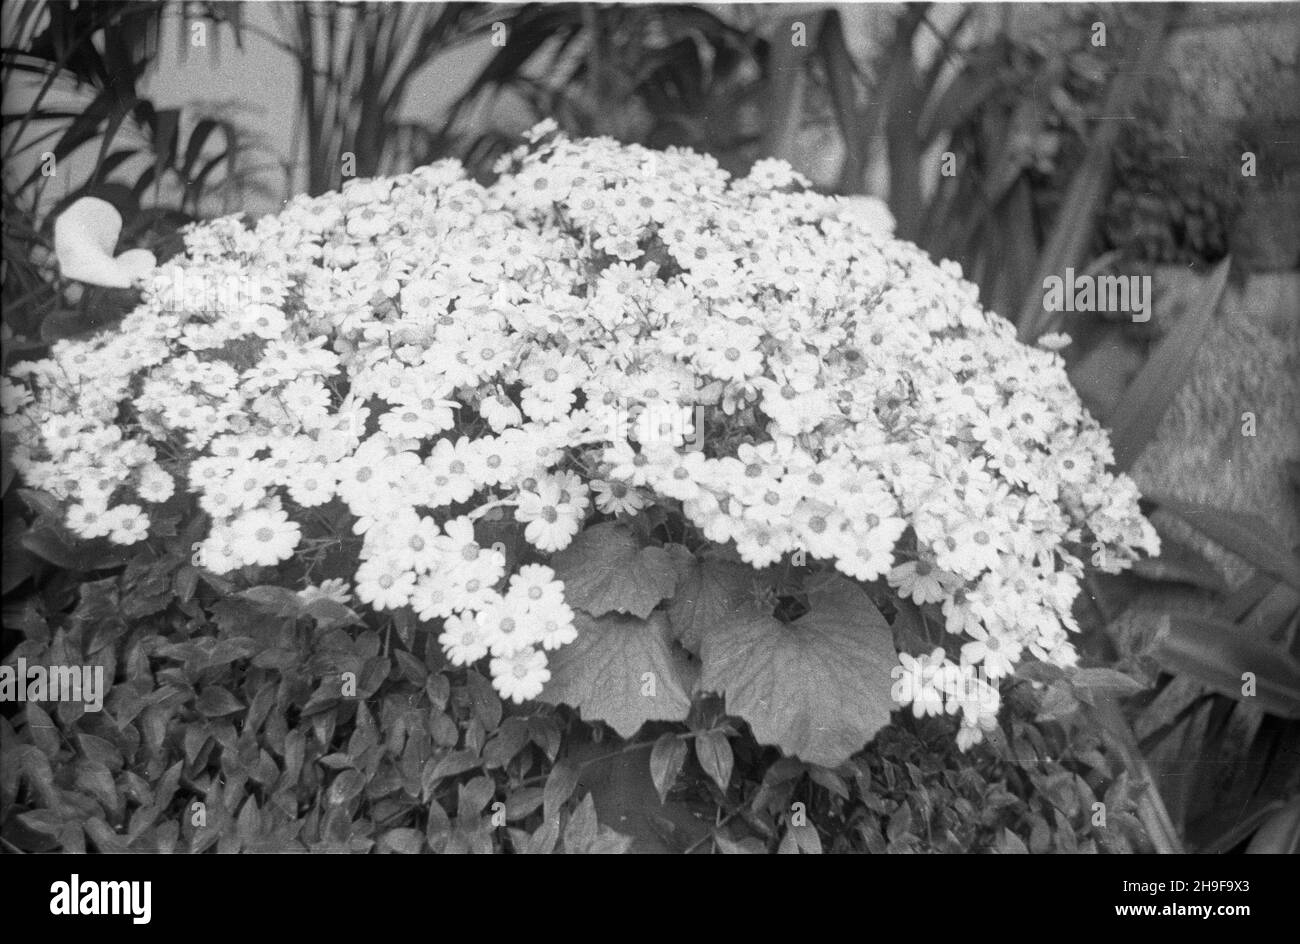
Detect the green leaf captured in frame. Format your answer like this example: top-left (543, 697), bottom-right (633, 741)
top-left (1035, 680), bottom-right (1081, 722)
top-left (665, 547), bottom-right (763, 652)
top-left (887, 803), bottom-right (914, 843)
top-left (76, 733), bottom-right (122, 770)
top-left (458, 775), bottom-right (496, 818)
top-left (482, 718), bottom-right (531, 769)
top-left (714, 832), bottom-right (765, 854)
top-left (195, 685), bottom-right (244, 717)
top-left (25, 703), bottom-right (60, 757)
top-left (173, 565), bottom-right (199, 603)
top-left (84, 817), bottom-right (130, 853)
top-left (649, 734), bottom-right (688, 804)
top-left (17, 488), bottom-right (63, 520)
top-left (807, 765), bottom-right (850, 799)
top-left (1152, 613), bottom-right (1300, 719)
top-left (694, 729), bottom-right (734, 792)
top-left (1131, 531), bottom-right (1228, 593)
top-left (782, 823), bottom-right (824, 854)
top-left (1105, 258), bottom-right (1230, 471)
top-left (1069, 667), bottom-right (1146, 704)
top-left (40, 308), bottom-right (100, 342)
top-left (302, 597), bottom-right (363, 628)
top-left (1, 520), bottom-right (37, 593)
top-left (379, 827), bottom-right (426, 854)
top-left (15, 808), bottom-right (65, 841)
top-left (1015, 25), bottom-right (1180, 340)
top-left (20, 522), bottom-right (128, 571)
top-left (698, 575), bottom-right (896, 767)
top-left (239, 585), bottom-right (304, 617)
top-left (505, 788), bottom-right (545, 821)
top-left (761, 10), bottom-right (824, 165)
top-left (235, 798), bottom-right (261, 850)
top-left (538, 610), bottom-right (695, 737)
top-left (543, 760), bottom-right (581, 820)
top-left (1150, 494), bottom-right (1300, 592)
top-left (890, 598), bottom-right (939, 655)
top-left (392, 607), bottom-right (416, 647)
top-left (424, 749), bottom-right (480, 787)
top-left (1245, 798), bottom-right (1300, 854)
top-left (550, 523), bottom-right (678, 618)
top-left (997, 828), bottom-right (1029, 854)
top-left (585, 827), bottom-right (635, 854)
top-left (818, 10), bottom-right (869, 189)
top-left (525, 816), bottom-right (560, 855)
top-left (327, 769), bottom-right (367, 806)
top-left (465, 670), bottom-right (502, 730)
top-left (562, 793), bottom-right (600, 853)
top-left (1, 432), bottom-right (17, 494)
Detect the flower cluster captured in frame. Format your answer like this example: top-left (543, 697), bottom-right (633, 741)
top-left (3, 122), bottom-right (1157, 727)
top-left (891, 648), bottom-right (1003, 750)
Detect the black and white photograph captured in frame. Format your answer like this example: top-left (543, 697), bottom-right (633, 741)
top-left (0, 0), bottom-right (1297, 886)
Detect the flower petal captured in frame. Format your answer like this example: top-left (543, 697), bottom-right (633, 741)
top-left (115, 247), bottom-right (158, 281)
top-left (53, 197), bottom-right (155, 287)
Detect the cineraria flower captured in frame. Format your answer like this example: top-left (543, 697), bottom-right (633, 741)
top-left (479, 392), bottom-right (523, 430)
top-left (959, 623), bottom-right (1021, 679)
top-left (422, 436), bottom-right (478, 506)
top-left (299, 578), bottom-right (353, 606)
top-left (528, 597), bottom-right (578, 650)
top-left (1036, 332), bottom-right (1071, 351)
top-left (231, 506), bottom-right (301, 567)
top-left (106, 504), bottom-right (150, 544)
top-left (66, 502), bottom-right (111, 539)
top-left (892, 649), bottom-right (948, 719)
top-left (440, 612), bottom-right (490, 666)
top-left (195, 523), bottom-right (242, 574)
top-left (591, 478), bottom-right (646, 516)
top-left (477, 595), bottom-right (542, 657)
top-left (490, 647), bottom-right (551, 704)
top-left (888, 559), bottom-right (956, 605)
top-left (507, 563), bottom-right (567, 611)
top-left (411, 574), bottom-right (457, 622)
top-left (285, 463), bottom-right (337, 507)
top-left (6, 125), bottom-right (1157, 718)
top-left (136, 463), bottom-right (176, 503)
top-left (515, 477), bottom-right (583, 551)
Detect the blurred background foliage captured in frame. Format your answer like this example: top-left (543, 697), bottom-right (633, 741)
top-left (2, 0), bottom-right (1297, 853)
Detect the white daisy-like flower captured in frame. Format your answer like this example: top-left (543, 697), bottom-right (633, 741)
top-left (285, 463), bottom-right (337, 508)
top-left (887, 559), bottom-right (954, 605)
top-left (591, 478), bottom-right (646, 516)
top-left (231, 506), bottom-right (301, 568)
top-left (532, 598), bottom-right (577, 651)
top-left (490, 646), bottom-right (551, 704)
top-left (66, 502), bottom-right (112, 539)
top-left (515, 478), bottom-right (583, 552)
top-left (299, 578), bottom-right (353, 606)
top-left (108, 503), bottom-right (150, 544)
top-left (959, 623), bottom-right (1021, 679)
top-left (354, 557), bottom-right (417, 610)
top-left (891, 649), bottom-right (948, 719)
top-left (5, 126), bottom-right (1160, 717)
top-left (440, 612), bottom-right (490, 666)
top-left (136, 463), bottom-right (175, 503)
top-left (477, 595), bottom-right (542, 657)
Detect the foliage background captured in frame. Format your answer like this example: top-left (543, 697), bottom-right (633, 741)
top-left (2, 1), bottom-right (1297, 853)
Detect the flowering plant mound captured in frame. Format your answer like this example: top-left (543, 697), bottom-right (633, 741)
top-left (3, 123), bottom-right (1158, 766)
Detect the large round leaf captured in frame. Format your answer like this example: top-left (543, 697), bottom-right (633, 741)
top-left (699, 576), bottom-right (897, 767)
top-left (665, 546), bottom-right (765, 653)
top-left (538, 610), bottom-right (695, 737)
top-left (550, 523), bottom-right (678, 619)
